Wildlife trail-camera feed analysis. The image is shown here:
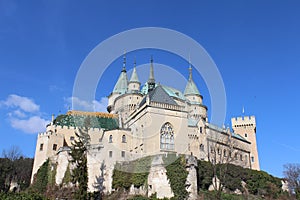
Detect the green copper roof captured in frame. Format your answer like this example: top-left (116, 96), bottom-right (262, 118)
top-left (113, 71), bottom-right (128, 94)
top-left (129, 67), bottom-right (140, 83)
top-left (184, 67), bottom-right (200, 96)
top-left (184, 79), bottom-right (200, 96)
top-left (53, 114), bottom-right (119, 130)
top-left (162, 85), bottom-right (186, 101)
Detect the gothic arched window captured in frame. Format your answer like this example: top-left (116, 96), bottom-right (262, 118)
top-left (160, 122), bottom-right (174, 150)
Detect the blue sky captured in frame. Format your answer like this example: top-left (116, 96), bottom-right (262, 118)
top-left (0, 0), bottom-right (300, 177)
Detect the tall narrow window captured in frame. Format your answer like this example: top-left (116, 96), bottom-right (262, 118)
top-left (52, 144), bottom-right (57, 151)
top-left (200, 127), bottom-right (203, 133)
top-left (160, 122), bottom-right (175, 150)
top-left (40, 143), bottom-right (44, 151)
top-left (109, 151), bottom-right (113, 158)
top-left (122, 135), bottom-right (126, 143)
top-left (121, 151), bottom-right (125, 158)
top-left (109, 135), bottom-right (113, 143)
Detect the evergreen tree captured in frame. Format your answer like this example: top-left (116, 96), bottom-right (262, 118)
top-left (69, 116), bottom-right (91, 200)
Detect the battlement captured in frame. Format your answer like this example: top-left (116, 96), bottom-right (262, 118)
top-left (231, 116), bottom-right (256, 129)
top-left (67, 110), bottom-right (118, 118)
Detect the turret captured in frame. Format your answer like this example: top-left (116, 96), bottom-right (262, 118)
top-left (147, 56), bottom-right (155, 92)
top-left (107, 54), bottom-right (128, 113)
top-left (184, 64), bottom-right (207, 120)
top-left (184, 65), bottom-right (202, 104)
top-left (128, 59), bottom-right (141, 93)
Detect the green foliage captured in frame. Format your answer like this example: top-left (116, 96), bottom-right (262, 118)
top-left (0, 191), bottom-right (48, 200)
top-left (62, 163), bottom-right (72, 185)
top-left (31, 159), bottom-right (50, 194)
top-left (69, 117), bottom-right (91, 200)
top-left (0, 155), bottom-right (33, 192)
top-left (0, 158), bottom-right (13, 192)
top-left (112, 156), bottom-right (152, 190)
top-left (244, 168), bottom-right (282, 198)
top-left (163, 154), bottom-right (189, 200)
top-left (197, 160), bottom-right (213, 190)
top-left (197, 159), bottom-right (285, 199)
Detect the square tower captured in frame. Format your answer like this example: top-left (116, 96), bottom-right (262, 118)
top-left (231, 116), bottom-right (260, 170)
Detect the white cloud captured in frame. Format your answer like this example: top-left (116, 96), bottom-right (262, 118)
top-left (10, 116), bottom-right (50, 134)
top-left (65, 97), bottom-right (108, 112)
top-left (93, 97), bottom-right (108, 112)
top-left (12, 109), bottom-right (27, 118)
top-left (1, 94), bottom-right (39, 113)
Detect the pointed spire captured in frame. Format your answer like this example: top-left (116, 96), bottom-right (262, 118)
top-left (188, 54), bottom-right (192, 80)
top-left (184, 61), bottom-right (200, 96)
top-left (129, 58), bottom-right (140, 83)
top-left (148, 56), bottom-right (155, 92)
top-left (122, 50), bottom-right (126, 72)
top-left (113, 51), bottom-right (128, 94)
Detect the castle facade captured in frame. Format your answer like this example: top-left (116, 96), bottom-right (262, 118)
top-left (31, 56), bottom-right (260, 195)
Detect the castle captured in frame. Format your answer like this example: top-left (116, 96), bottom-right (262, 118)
top-left (31, 56), bottom-right (260, 196)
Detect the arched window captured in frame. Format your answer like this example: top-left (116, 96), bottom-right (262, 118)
top-left (109, 135), bottom-right (113, 143)
top-left (160, 122), bottom-right (174, 150)
top-left (122, 135), bottom-right (126, 143)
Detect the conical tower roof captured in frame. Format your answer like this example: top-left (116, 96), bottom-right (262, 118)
top-left (129, 60), bottom-right (140, 83)
top-left (113, 54), bottom-right (128, 94)
top-left (184, 65), bottom-right (200, 96)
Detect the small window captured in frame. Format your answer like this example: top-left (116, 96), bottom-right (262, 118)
top-left (235, 153), bottom-right (238, 160)
top-left (122, 135), bottom-right (126, 143)
top-left (217, 148), bottom-right (221, 155)
top-left (199, 127), bottom-right (202, 133)
top-left (223, 149), bottom-right (227, 157)
top-left (109, 151), bottom-right (113, 158)
top-left (251, 156), bottom-right (254, 162)
top-left (210, 146), bottom-right (214, 153)
top-left (200, 144), bottom-right (204, 151)
top-left (121, 151), bottom-right (125, 158)
top-left (240, 154), bottom-right (243, 161)
top-left (109, 135), bottom-right (113, 143)
top-left (245, 133), bottom-right (248, 138)
top-left (70, 136), bottom-right (74, 141)
top-left (40, 143), bottom-right (44, 151)
top-left (52, 144), bottom-right (57, 151)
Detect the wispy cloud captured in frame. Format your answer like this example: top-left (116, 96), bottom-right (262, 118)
top-left (1, 94), bottom-right (49, 134)
top-left (1, 94), bottom-right (39, 113)
top-left (65, 97), bottom-right (108, 112)
top-left (10, 116), bottom-right (50, 134)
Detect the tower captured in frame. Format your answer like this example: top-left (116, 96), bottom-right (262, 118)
top-left (184, 64), bottom-right (207, 120)
top-left (147, 56), bottom-right (155, 92)
top-left (107, 53), bottom-right (128, 113)
top-left (128, 59), bottom-right (141, 93)
top-left (231, 116), bottom-right (260, 170)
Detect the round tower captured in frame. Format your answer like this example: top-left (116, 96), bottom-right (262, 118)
top-left (184, 65), bottom-right (207, 120)
top-left (107, 54), bottom-right (128, 113)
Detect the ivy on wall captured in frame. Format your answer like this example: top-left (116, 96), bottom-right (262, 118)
top-left (163, 154), bottom-right (189, 200)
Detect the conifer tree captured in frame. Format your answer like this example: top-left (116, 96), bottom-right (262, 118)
top-left (69, 116), bottom-right (91, 200)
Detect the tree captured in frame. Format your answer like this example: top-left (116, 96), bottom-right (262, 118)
top-left (283, 163), bottom-right (300, 199)
top-left (69, 116), bottom-right (91, 200)
top-left (2, 146), bottom-right (22, 161)
top-left (206, 130), bottom-right (241, 200)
